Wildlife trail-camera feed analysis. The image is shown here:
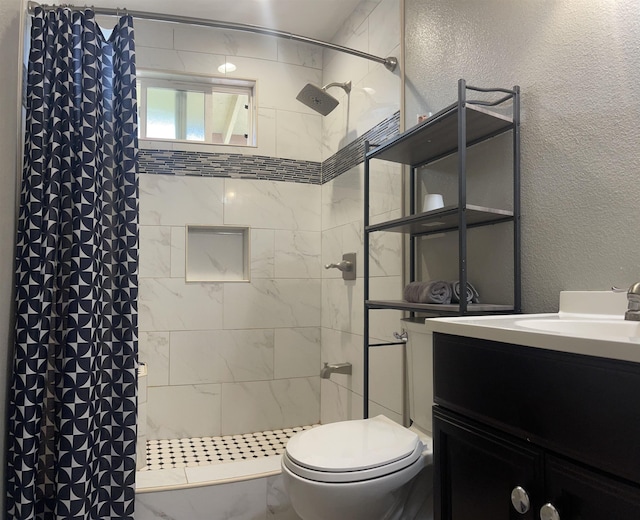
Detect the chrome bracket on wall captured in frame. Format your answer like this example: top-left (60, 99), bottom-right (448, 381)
top-left (324, 252), bottom-right (356, 281)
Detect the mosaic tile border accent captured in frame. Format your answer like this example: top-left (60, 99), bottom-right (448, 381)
top-left (138, 111), bottom-right (401, 186)
top-left (321, 111), bottom-right (401, 184)
top-left (140, 425), bottom-right (317, 471)
top-left (139, 150), bottom-right (321, 184)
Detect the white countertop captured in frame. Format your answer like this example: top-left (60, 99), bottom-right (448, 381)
top-left (422, 291), bottom-right (640, 364)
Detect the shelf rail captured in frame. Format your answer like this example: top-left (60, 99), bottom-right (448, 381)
top-left (466, 84), bottom-right (519, 107)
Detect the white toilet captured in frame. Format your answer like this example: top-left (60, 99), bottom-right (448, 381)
top-left (281, 321), bottom-right (434, 520)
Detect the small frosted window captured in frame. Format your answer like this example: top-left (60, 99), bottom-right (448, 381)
top-left (138, 72), bottom-right (256, 146)
top-left (186, 91), bottom-right (205, 141)
top-left (146, 87), bottom-right (176, 139)
top-left (146, 88), bottom-right (206, 141)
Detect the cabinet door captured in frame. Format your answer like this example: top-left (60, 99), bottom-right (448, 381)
top-left (434, 407), bottom-right (543, 520)
top-left (434, 332), bottom-right (640, 486)
top-left (544, 455), bottom-right (640, 520)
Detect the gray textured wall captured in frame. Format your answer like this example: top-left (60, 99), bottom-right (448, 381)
top-left (405, 0), bottom-right (640, 313)
top-left (0, 0), bottom-right (20, 506)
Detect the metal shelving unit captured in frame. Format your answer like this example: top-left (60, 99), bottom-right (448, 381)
top-left (363, 79), bottom-right (521, 418)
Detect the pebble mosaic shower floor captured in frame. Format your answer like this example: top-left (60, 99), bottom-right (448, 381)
top-left (141, 425), bottom-right (317, 471)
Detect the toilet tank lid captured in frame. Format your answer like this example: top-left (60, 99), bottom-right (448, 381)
top-left (285, 415), bottom-right (422, 472)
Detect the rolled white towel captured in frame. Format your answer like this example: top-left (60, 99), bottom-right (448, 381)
top-left (450, 281), bottom-right (480, 304)
top-left (403, 281), bottom-right (452, 304)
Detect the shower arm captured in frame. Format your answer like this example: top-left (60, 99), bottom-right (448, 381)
top-left (27, 1), bottom-right (399, 72)
top-left (323, 81), bottom-right (352, 94)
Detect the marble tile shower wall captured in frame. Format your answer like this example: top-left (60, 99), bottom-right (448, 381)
top-left (318, 0), bottom-right (405, 426)
top-left (131, 15), bottom-right (328, 440)
top-left (139, 174), bottom-right (322, 439)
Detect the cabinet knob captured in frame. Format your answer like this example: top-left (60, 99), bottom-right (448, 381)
top-left (540, 503), bottom-right (560, 520)
top-left (510, 486), bottom-right (531, 514)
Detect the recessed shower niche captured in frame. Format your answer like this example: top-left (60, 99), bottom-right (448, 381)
top-left (186, 225), bottom-right (250, 282)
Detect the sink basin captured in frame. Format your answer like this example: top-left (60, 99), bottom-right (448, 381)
top-left (515, 318), bottom-right (640, 339)
top-left (424, 292), bottom-right (640, 363)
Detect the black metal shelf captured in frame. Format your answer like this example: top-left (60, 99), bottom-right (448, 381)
top-left (367, 103), bottom-right (514, 168)
top-left (367, 204), bottom-right (513, 236)
top-left (362, 79), bottom-right (521, 419)
top-left (366, 300), bottom-right (515, 315)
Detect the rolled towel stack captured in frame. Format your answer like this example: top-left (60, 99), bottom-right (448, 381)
top-left (450, 281), bottom-right (480, 304)
top-left (403, 281), bottom-right (452, 304)
top-left (402, 280), bottom-right (480, 305)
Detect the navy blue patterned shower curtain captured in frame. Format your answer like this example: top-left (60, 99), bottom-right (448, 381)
top-left (7, 7), bottom-right (139, 520)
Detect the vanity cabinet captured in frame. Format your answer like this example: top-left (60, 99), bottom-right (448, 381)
top-left (433, 332), bottom-right (640, 520)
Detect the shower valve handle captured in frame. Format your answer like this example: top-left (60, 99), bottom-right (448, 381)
top-left (324, 253), bottom-right (356, 281)
top-left (324, 261), bottom-right (352, 272)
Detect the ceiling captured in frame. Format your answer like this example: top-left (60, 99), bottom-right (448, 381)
top-left (90, 0), bottom-right (365, 41)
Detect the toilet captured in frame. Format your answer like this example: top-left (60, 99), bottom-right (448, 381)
top-left (281, 321), bottom-right (434, 520)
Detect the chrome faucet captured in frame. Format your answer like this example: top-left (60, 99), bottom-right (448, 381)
top-left (625, 282), bottom-right (640, 321)
top-left (320, 362), bottom-right (352, 379)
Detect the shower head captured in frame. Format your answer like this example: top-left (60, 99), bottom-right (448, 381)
top-left (296, 80), bottom-right (352, 116)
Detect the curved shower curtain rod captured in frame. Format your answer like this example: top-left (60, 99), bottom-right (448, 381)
top-left (26, 1), bottom-right (398, 72)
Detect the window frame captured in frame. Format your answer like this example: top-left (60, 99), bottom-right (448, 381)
top-left (137, 70), bottom-right (257, 147)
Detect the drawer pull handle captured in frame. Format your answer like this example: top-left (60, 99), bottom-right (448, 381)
top-left (510, 486), bottom-right (530, 514)
top-left (540, 503), bottom-right (560, 520)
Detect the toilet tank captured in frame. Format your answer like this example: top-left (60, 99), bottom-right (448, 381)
top-left (403, 319), bottom-right (434, 435)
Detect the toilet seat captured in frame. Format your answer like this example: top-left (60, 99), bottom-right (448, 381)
top-left (283, 415), bottom-right (425, 483)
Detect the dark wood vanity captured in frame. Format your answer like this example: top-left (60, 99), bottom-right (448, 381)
top-left (433, 332), bottom-right (640, 519)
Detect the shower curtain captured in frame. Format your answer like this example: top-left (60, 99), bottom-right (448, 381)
top-left (7, 7), bottom-right (139, 520)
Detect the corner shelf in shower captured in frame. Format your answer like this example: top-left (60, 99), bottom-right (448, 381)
top-left (362, 79), bottom-right (521, 417)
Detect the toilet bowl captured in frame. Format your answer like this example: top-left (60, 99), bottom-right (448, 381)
top-left (281, 414), bottom-right (433, 520)
top-left (282, 321), bottom-right (434, 520)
